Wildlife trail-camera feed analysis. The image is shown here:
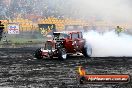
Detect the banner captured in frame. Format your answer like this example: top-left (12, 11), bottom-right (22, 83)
top-left (8, 23), bottom-right (19, 34)
top-left (38, 24), bottom-right (56, 36)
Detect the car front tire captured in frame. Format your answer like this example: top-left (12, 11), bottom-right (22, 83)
top-left (34, 48), bottom-right (43, 59)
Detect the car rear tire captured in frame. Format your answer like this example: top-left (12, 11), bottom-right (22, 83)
top-left (34, 48), bottom-right (43, 59)
top-left (82, 46), bottom-right (92, 57)
top-left (58, 48), bottom-right (67, 60)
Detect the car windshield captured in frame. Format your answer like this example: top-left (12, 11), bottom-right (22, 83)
top-left (72, 33), bottom-right (79, 39)
top-left (54, 33), bottom-right (69, 39)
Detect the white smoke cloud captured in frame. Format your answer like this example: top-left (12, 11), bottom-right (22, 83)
top-left (72, 0), bottom-right (132, 23)
top-left (83, 30), bottom-right (132, 57)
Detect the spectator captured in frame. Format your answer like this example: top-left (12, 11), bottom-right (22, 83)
top-left (0, 21), bottom-right (4, 41)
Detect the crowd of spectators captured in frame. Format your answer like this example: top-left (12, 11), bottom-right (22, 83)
top-left (0, 0), bottom-right (77, 21)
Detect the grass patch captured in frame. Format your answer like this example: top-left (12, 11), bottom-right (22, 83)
top-left (1, 38), bottom-right (47, 45)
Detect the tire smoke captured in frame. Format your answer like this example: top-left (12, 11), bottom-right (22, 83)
top-left (83, 30), bottom-right (132, 57)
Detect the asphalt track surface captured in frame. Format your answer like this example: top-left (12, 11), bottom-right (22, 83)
top-left (0, 47), bottom-right (132, 88)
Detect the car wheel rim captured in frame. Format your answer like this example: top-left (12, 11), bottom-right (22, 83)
top-left (62, 50), bottom-right (67, 59)
top-left (62, 54), bottom-right (67, 59)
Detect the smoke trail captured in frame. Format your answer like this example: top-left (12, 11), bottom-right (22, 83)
top-left (83, 30), bottom-right (132, 57)
top-left (72, 0), bottom-right (132, 23)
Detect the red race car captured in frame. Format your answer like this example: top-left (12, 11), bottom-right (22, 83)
top-left (34, 31), bottom-right (92, 60)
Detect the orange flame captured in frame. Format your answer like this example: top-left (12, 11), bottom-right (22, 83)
top-left (78, 66), bottom-right (86, 76)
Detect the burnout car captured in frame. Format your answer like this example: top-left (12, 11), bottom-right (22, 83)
top-left (35, 31), bottom-right (92, 60)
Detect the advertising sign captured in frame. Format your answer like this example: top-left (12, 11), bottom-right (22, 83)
top-left (38, 24), bottom-right (56, 36)
top-left (8, 23), bottom-right (19, 34)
